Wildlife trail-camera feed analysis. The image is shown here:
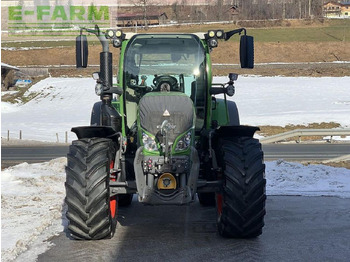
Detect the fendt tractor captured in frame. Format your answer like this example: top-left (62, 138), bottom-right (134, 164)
top-left (65, 25), bottom-right (266, 240)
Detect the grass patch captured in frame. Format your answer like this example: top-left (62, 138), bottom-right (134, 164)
top-left (2, 19), bottom-right (350, 48)
top-left (259, 122), bottom-right (341, 136)
top-left (258, 122), bottom-right (342, 142)
top-left (1, 39), bottom-right (101, 49)
top-left (249, 26), bottom-right (350, 42)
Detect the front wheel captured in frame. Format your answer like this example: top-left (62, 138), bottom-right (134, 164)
top-left (216, 137), bottom-right (266, 238)
top-left (65, 138), bottom-right (117, 240)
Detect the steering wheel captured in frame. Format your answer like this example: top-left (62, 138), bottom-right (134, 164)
top-left (153, 75), bottom-right (178, 92)
top-left (128, 77), bottom-right (153, 92)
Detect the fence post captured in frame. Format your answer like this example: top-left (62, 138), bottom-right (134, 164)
top-left (56, 133), bottom-right (59, 143)
top-left (7, 130), bottom-right (10, 141)
top-left (65, 131), bottom-right (68, 144)
top-left (19, 130), bottom-right (22, 140)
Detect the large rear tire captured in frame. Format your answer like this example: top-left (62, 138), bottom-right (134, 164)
top-left (65, 138), bottom-right (117, 240)
top-left (216, 137), bottom-right (266, 238)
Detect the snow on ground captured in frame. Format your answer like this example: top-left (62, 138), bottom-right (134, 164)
top-left (1, 158), bottom-right (67, 262)
top-left (1, 76), bottom-right (350, 261)
top-left (1, 158), bottom-right (350, 261)
top-left (226, 76), bottom-right (350, 127)
top-left (2, 76), bottom-right (350, 142)
top-left (267, 160), bottom-right (350, 198)
top-left (2, 77), bottom-right (96, 142)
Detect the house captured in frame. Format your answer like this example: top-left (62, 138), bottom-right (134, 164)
top-left (229, 5), bottom-right (239, 16)
top-left (1, 63), bottom-right (19, 90)
top-left (324, 1), bottom-right (342, 17)
top-left (324, 1), bottom-right (350, 18)
top-left (116, 12), bottom-right (168, 27)
top-left (340, 1), bottom-right (350, 17)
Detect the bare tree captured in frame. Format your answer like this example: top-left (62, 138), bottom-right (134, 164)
top-left (131, 0), bottom-right (157, 27)
top-left (172, 1), bottom-right (180, 22)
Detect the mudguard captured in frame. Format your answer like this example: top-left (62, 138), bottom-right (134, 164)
top-left (91, 101), bottom-right (102, 126)
top-left (212, 99), bottom-right (240, 127)
top-left (71, 126), bottom-right (118, 140)
top-left (215, 125), bottom-right (260, 138)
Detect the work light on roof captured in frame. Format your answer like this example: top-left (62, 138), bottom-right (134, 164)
top-left (106, 29), bottom-right (115, 39)
top-left (208, 30), bottom-right (215, 38)
top-left (216, 30), bottom-right (224, 38)
top-left (115, 30), bottom-right (123, 38)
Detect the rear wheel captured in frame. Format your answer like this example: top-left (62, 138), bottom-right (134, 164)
top-left (65, 138), bottom-right (117, 240)
top-left (216, 137), bottom-right (266, 238)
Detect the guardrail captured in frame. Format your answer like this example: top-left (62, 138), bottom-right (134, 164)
top-left (260, 128), bottom-right (350, 144)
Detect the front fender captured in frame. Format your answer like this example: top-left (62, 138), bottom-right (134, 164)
top-left (215, 125), bottom-right (260, 138)
top-left (71, 126), bottom-right (118, 140)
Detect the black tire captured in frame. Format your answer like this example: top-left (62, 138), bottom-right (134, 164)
top-left (65, 138), bottom-right (117, 240)
top-left (198, 193), bottom-right (216, 206)
top-left (118, 194), bottom-right (133, 207)
top-left (216, 137), bottom-right (266, 238)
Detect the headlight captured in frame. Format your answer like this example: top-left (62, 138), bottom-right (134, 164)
top-left (95, 83), bottom-right (103, 96)
top-left (142, 132), bottom-right (158, 151)
top-left (208, 30), bottom-right (215, 38)
top-left (175, 131), bottom-right (192, 151)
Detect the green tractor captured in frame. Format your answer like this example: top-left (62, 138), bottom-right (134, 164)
top-left (65, 25), bottom-right (266, 240)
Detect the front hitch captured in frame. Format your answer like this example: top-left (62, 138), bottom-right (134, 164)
top-left (157, 120), bottom-right (176, 163)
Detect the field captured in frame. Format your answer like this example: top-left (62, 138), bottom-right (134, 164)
top-left (1, 19), bottom-right (350, 77)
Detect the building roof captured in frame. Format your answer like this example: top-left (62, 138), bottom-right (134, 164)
top-left (324, 1), bottom-right (350, 5)
top-left (1, 63), bottom-right (19, 71)
top-left (117, 13), bottom-right (167, 20)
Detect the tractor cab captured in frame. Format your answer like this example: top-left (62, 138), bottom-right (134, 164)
top-left (122, 34), bottom-right (207, 131)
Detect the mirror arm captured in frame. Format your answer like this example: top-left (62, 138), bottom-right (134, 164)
top-left (210, 84), bottom-right (225, 95)
top-left (81, 25), bottom-right (109, 52)
top-left (108, 86), bottom-right (123, 95)
top-left (224, 28), bottom-right (246, 41)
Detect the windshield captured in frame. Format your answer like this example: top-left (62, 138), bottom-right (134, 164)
top-left (123, 34), bottom-right (207, 128)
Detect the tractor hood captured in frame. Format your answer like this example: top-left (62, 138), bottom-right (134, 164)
top-left (138, 93), bottom-right (195, 143)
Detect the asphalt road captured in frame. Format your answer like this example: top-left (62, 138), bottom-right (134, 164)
top-left (2, 143), bottom-right (350, 168)
top-left (37, 196), bottom-right (350, 262)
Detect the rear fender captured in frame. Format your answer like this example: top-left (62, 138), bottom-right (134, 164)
top-left (212, 98), bottom-right (240, 127)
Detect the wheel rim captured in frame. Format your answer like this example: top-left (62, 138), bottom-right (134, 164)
top-left (110, 161), bottom-right (117, 219)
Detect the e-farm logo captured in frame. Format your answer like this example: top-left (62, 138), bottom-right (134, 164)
top-left (8, 4), bottom-right (110, 34)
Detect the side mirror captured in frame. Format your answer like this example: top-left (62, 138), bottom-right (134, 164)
top-left (240, 35), bottom-right (254, 69)
top-left (76, 35), bottom-right (88, 68)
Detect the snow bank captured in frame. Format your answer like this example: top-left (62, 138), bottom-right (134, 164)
top-left (1, 158), bottom-right (67, 262)
top-left (267, 160), bottom-right (350, 198)
top-left (1, 158), bottom-right (350, 261)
